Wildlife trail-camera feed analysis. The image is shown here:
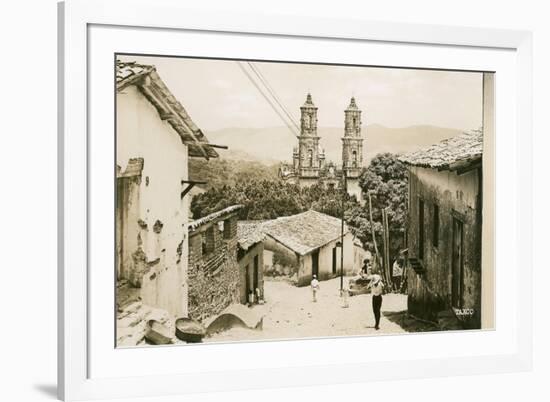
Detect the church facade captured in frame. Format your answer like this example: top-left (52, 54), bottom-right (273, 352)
top-left (279, 94), bottom-right (365, 203)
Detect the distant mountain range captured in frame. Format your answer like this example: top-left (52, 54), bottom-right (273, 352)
top-left (205, 124), bottom-right (465, 165)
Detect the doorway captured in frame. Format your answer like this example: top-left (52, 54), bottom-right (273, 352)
top-left (418, 198), bottom-right (425, 260)
top-left (451, 217), bottom-right (464, 308)
top-left (253, 255), bottom-right (259, 294)
top-left (245, 263), bottom-right (251, 302)
top-left (332, 247), bottom-right (337, 275)
top-left (116, 175), bottom-right (140, 281)
top-left (312, 249), bottom-right (320, 278)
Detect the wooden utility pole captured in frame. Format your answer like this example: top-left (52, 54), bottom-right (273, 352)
top-left (382, 208), bottom-right (393, 289)
top-left (367, 192), bottom-right (381, 272)
top-left (340, 171), bottom-right (347, 294)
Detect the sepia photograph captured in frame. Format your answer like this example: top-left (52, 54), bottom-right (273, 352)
top-left (115, 54), bottom-right (492, 347)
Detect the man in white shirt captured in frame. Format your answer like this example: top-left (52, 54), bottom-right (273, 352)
top-left (367, 274), bottom-right (385, 330)
top-left (392, 258), bottom-right (403, 291)
top-left (311, 275), bottom-right (320, 302)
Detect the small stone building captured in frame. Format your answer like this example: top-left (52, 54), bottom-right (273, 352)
top-left (237, 221), bottom-right (266, 304)
top-left (187, 205), bottom-right (243, 322)
top-left (115, 60), bottom-right (218, 336)
top-left (399, 131), bottom-right (483, 328)
top-left (261, 210), bottom-right (359, 286)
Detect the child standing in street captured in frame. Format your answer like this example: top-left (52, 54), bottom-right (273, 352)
top-left (311, 275), bottom-right (320, 302)
top-left (248, 290), bottom-right (255, 307)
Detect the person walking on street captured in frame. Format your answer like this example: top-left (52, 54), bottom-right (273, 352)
top-left (392, 258), bottom-right (403, 292)
top-left (360, 258), bottom-right (370, 278)
top-left (247, 290), bottom-right (255, 307)
top-left (367, 274), bottom-right (385, 330)
top-left (311, 275), bottom-right (320, 302)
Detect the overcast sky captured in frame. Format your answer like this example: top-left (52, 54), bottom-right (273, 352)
top-left (119, 54), bottom-right (482, 132)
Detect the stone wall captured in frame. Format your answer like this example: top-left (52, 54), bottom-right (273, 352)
top-left (187, 219), bottom-right (241, 322)
top-left (406, 166), bottom-right (482, 328)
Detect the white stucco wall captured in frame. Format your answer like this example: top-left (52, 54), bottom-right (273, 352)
top-left (346, 179), bottom-right (364, 205)
top-left (117, 85), bottom-right (189, 318)
top-left (296, 232), bottom-right (357, 284)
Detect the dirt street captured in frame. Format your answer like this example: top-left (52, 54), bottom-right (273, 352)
top-left (206, 276), bottom-right (409, 343)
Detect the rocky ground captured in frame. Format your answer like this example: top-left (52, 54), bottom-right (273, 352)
top-left (206, 276), bottom-right (430, 343)
top-left (117, 276), bottom-right (441, 347)
top-left (117, 301), bottom-right (174, 347)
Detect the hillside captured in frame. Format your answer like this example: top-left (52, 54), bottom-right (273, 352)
top-left (204, 124), bottom-right (465, 164)
top-left (188, 157), bottom-right (279, 190)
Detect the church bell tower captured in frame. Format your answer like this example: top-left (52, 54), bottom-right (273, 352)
top-left (342, 97), bottom-right (363, 179)
top-left (298, 93), bottom-right (321, 178)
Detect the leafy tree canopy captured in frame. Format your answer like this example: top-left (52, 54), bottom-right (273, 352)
top-left (190, 153), bottom-right (408, 256)
top-left (340, 153), bottom-right (408, 251)
top-left (190, 180), bottom-right (350, 221)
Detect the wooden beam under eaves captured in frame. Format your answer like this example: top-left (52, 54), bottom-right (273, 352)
top-left (456, 160), bottom-right (482, 175)
top-left (195, 143), bottom-right (229, 149)
top-left (181, 180), bottom-right (207, 199)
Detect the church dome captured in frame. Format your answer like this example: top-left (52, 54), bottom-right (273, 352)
top-left (302, 93), bottom-right (316, 107)
top-left (346, 96), bottom-right (359, 111)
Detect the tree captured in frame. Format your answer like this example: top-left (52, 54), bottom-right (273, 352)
top-left (358, 153), bottom-right (408, 232)
top-left (190, 178), bottom-right (356, 221)
top-left (339, 153), bottom-right (408, 266)
top-left (190, 154), bottom-right (408, 262)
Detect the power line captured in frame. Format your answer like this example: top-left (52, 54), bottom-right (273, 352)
top-left (247, 62), bottom-right (301, 132)
top-left (236, 61), bottom-right (299, 137)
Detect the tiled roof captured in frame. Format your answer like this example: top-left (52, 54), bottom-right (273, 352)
top-left (116, 60), bottom-right (219, 159)
top-left (399, 130), bottom-right (483, 170)
top-left (116, 62), bottom-right (155, 90)
top-left (237, 221), bottom-right (267, 251)
top-left (188, 205), bottom-right (243, 232)
top-left (263, 210), bottom-right (348, 255)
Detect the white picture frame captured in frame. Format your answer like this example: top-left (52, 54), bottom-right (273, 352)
top-left (58, 0), bottom-right (533, 400)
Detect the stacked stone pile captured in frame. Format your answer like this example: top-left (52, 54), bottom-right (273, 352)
top-left (116, 301), bottom-right (174, 347)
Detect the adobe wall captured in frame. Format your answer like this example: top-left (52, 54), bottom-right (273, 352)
top-left (406, 166), bottom-right (482, 328)
top-left (116, 85), bottom-right (189, 319)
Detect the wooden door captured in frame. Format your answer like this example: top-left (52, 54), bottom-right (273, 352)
top-left (245, 264), bottom-right (251, 299)
top-left (253, 255), bottom-right (259, 293)
top-left (116, 179), bottom-right (123, 280)
top-left (418, 199), bottom-right (425, 260)
top-left (451, 217), bottom-right (464, 308)
top-left (332, 247), bottom-right (337, 274)
top-left (312, 249), bottom-right (320, 278)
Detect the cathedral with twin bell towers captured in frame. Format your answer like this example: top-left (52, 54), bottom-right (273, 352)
top-left (279, 93), bottom-right (365, 203)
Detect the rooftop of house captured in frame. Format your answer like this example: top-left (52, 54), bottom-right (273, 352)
top-left (116, 60), bottom-right (219, 159)
top-left (399, 130), bottom-right (483, 172)
top-left (263, 210), bottom-right (348, 255)
top-left (188, 205), bottom-right (243, 233)
top-left (237, 221), bottom-right (267, 251)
